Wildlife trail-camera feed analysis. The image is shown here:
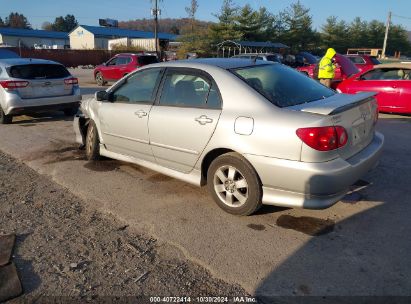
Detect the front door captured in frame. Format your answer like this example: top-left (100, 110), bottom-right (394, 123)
top-left (148, 68), bottom-right (222, 173)
top-left (98, 67), bottom-right (163, 162)
top-left (348, 68), bottom-right (403, 112)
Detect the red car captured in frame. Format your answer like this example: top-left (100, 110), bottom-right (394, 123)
top-left (94, 53), bottom-right (158, 86)
top-left (346, 54), bottom-right (381, 73)
top-left (336, 63), bottom-right (411, 114)
top-left (297, 53), bottom-right (359, 87)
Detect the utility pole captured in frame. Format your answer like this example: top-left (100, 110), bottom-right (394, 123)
top-left (151, 0), bottom-right (160, 58)
top-left (382, 11), bottom-right (391, 59)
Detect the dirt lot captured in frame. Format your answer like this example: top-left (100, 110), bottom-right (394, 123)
top-left (0, 151), bottom-right (247, 302)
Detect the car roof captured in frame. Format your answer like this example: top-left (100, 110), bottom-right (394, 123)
top-left (150, 58), bottom-right (273, 70)
top-left (0, 58), bottom-right (63, 67)
top-left (0, 49), bottom-right (20, 59)
top-left (115, 53), bottom-right (156, 57)
top-left (372, 63), bottom-right (411, 69)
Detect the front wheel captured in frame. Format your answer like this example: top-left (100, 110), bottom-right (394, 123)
top-left (95, 72), bottom-right (106, 86)
top-left (207, 152), bottom-right (262, 216)
top-left (85, 120), bottom-right (100, 161)
top-left (0, 107), bottom-right (12, 124)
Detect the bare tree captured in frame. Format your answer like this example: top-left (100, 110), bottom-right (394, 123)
top-left (185, 0), bottom-right (198, 33)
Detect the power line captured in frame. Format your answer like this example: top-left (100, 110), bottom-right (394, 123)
top-left (392, 13), bottom-right (411, 21)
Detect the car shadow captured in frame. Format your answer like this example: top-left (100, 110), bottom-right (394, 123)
top-left (254, 117), bottom-right (411, 300)
top-left (12, 112), bottom-right (73, 124)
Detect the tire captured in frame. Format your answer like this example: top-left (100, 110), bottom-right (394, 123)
top-left (63, 107), bottom-right (79, 116)
top-left (207, 152), bottom-right (262, 216)
top-left (95, 72), bottom-right (106, 86)
top-left (85, 120), bottom-right (100, 161)
top-left (0, 107), bottom-right (12, 124)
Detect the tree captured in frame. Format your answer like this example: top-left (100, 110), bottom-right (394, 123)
top-left (280, 1), bottom-right (317, 52)
top-left (234, 4), bottom-right (267, 41)
top-left (320, 16), bottom-right (349, 53)
top-left (348, 17), bottom-right (368, 48)
top-left (46, 14), bottom-right (78, 32)
top-left (209, 0), bottom-right (242, 43)
top-left (0, 17), bottom-right (4, 27)
top-left (185, 0), bottom-right (198, 34)
top-left (4, 12), bottom-right (31, 29)
top-left (365, 20), bottom-right (385, 49)
top-left (386, 24), bottom-right (411, 56)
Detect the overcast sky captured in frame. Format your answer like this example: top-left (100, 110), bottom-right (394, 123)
top-left (1, 0), bottom-right (411, 31)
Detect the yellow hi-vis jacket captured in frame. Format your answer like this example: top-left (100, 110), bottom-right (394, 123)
top-left (318, 48), bottom-right (336, 79)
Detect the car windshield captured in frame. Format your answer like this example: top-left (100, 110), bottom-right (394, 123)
top-left (231, 64), bottom-right (335, 107)
top-left (8, 64), bottom-right (70, 79)
top-left (266, 55), bottom-right (280, 63)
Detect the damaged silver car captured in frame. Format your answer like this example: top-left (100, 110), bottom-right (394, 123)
top-left (74, 59), bottom-right (383, 215)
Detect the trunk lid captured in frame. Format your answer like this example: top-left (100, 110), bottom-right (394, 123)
top-left (291, 92), bottom-right (378, 160)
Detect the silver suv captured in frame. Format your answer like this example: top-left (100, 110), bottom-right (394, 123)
top-left (0, 58), bottom-right (81, 124)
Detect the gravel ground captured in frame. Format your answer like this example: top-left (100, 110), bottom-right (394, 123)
top-left (0, 151), bottom-right (247, 303)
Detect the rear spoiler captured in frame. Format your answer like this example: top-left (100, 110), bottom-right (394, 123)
top-left (291, 92), bottom-right (377, 115)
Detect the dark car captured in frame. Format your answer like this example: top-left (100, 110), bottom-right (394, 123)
top-left (94, 53), bottom-right (158, 86)
top-left (0, 49), bottom-right (20, 59)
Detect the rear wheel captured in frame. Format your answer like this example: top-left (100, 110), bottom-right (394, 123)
top-left (85, 120), bottom-right (100, 161)
top-left (95, 72), bottom-right (106, 86)
top-left (0, 107), bottom-right (12, 124)
top-left (207, 152), bottom-right (262, 216)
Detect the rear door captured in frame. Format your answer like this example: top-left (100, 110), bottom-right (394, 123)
top-left (8, 64), bottom-right (73, 98)
top-left (148, 68), bottom-right (222, 173)
top-left (98, 67), bottom-right (163, 162)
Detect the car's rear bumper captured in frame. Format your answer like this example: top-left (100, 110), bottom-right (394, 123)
top-left (244, 131), bottom-right (384, 209)
top-left (3, 87), bottom-right (81, 115)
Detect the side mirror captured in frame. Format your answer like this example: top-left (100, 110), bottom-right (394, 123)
top-left (95, 90), bottom-right (109, 101)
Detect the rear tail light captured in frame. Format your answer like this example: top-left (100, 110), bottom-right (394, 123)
top-left (296, 126), bottom-right (348, 151)
top-left (0, 80), bottom-right (29, 90)
top-left (64, 77), bottom-right (78, 85)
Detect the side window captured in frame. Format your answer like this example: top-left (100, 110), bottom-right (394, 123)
top-left (362, 69), bottom-right (383, 80)
top-left (106, 58), bottom-right (117, 66)
top-left (159, 71), bottom-right (221, 108)
top-left (116, 57), bottom-right (130, 65)
top-left (350, 57), bottom-right (365, 64)
top-left (111, 68), bottom-right (162, 104)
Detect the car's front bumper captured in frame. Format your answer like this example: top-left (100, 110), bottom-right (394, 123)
top-left (244, 131), bottom-right (384, 209)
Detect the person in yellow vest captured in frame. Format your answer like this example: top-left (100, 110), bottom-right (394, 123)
top-left (318, 48), bottom-right (336, 88)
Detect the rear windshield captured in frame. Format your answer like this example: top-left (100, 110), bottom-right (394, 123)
top-left (300, 52), bottom-right (318, 64)
top-left (137, 56), bottom-right (158, 65)
top-left (266, 55), bottom-right (281, 63)
top-left (231, 64), bottom-right (335, 107)
top-left (8, 64), bottom-right (70, 79)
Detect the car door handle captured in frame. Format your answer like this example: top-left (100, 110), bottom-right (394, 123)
top-left (195, 115), bottom-right (213, 125)
top-left (135, 110), bottom-right (147, 118)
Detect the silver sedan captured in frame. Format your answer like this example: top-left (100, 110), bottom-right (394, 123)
top-left (74, 59), bottom-right (383, 215)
